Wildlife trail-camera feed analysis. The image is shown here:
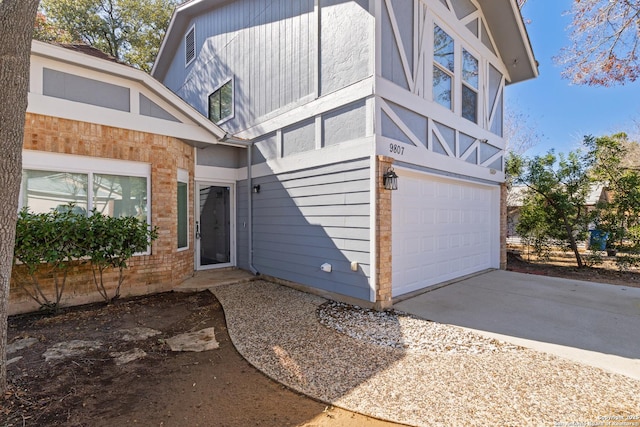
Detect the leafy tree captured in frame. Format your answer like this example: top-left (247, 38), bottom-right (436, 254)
top-left (586, 133), bottom-right (640, 253)
top-left (37, 0), bottom-right (179, 72)
top-left (0, 0), bottom-right (41, 396)
top-left (508, 149), bottom-right (595, 267)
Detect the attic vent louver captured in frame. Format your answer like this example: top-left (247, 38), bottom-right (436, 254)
top-left (185, 26), bottom-right (195, 66)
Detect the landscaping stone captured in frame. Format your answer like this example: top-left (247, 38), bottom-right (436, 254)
top-left (43, 340), bottom-right (103, 361)
top-left (166, 327), bottom-right (219, 352)
top-left (8, 337), bottom-right (38, 354)
top-left (118, 327), bottom-right (161, 342)
top-left (111, 348), bottom-right (147, 365)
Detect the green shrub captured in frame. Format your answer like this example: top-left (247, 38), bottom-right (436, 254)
top-left (13, 207), bottom-right (87, 312)
top-left (84, 211), bottom-right (158, 302)
top-left (13, 205), bottom-right (158, 311)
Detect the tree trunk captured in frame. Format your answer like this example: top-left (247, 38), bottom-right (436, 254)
top-left (0, 0), bottom-right (41, 394)
top-left (562, 214), bottom-right (583, 268)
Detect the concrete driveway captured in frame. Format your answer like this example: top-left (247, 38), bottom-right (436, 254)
top-left (395, 269), bottom-right (640, 379)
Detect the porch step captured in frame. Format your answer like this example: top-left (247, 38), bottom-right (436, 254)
top-left (174, 268), bottom-right (258, 292)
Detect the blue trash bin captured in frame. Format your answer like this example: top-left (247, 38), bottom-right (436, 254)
top-left (589, 230), bottom-right (608, 250)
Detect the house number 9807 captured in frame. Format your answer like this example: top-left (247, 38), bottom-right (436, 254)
top-left (389, 143), bottom-right (404, 155)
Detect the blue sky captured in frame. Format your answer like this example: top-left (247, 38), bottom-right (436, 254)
top-left (504, 0), bottom-right (640, 156)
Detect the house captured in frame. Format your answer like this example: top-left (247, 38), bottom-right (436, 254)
top-left (10, 40), bottom-right (239, 314)
top-left (507, 184), bottom-right (608, 245)
top-left (151, 0), bottom-right (537, 308)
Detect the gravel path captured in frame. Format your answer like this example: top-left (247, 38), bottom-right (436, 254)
top-left (212, 280), bottom-right (640, 427)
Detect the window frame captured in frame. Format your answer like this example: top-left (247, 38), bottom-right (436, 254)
top-left (177, 168), bottom-right (189, 251)
top-left (21, 151), bottom-right (151, 223)
top-left (432, 24), bottom-right (455, 111)
top-left (461, 48), bottom-right (479, 123)
top-left (208, 78), bottom-right (234, 125)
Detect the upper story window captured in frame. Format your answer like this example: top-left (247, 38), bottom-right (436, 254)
top-left (208, 79), bottom-right (234, 124)
top-left (433, 25), bottom-right (454, 110)
top-left (185, 25), bottom-right (196, 66)
top-left (462, 49), bottom-right (479, 122)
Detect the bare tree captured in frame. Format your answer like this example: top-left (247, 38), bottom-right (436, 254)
top-left (504, 108), bottom-right (542, 156)
top-left (557, 0), bottom-right (640, 86)
top-left (0, 0), bottom-right (41, 394)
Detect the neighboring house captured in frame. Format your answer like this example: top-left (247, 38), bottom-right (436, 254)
top-left (10, 40), bottom-right (239, 315)
top-left (152, 0), bottom-right (537, 308)
top-left (507, 184), bottom-right (608, 244)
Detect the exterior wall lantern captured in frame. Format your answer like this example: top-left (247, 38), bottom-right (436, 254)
top-left (253, 184), bottom-right (261, 193)
top-left (383, 167), bottom-right (398, 190)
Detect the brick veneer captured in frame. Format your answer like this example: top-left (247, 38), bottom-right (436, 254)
top-left (500, 182), bottom-right (508, 270)
top-left (9, 113), bottom-right (195, 314)
top-left (374, 155), bottom-right (394, 310)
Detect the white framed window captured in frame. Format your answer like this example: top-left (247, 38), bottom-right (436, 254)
top-left (208, 78), bottom-right (234, 124)
top-left (177, 168), bottom-right (189, 250)
top-left (433, 25), bottom-right (455, 110)
top-left (20, 151), bottom-right (151, 225)
top-left (185, 25), bottom-right (196, 67)
top-left (461, 49), bottom-right (479, 122)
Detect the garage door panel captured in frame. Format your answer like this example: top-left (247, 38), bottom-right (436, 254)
top-left (392, 172), bottom-right (499, 297)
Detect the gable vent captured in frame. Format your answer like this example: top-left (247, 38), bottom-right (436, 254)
top-left (185, 26), bottom-right (195, 66)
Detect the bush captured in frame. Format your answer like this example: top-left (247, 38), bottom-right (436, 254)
top-left (13, 207), bottom-right (87, 312)
top-left (84, 211), bottom-right (158, 302)
top-left (13, 205), bottom-right (158, 311)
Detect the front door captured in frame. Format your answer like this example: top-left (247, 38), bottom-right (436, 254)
top-left (196, 183), bottom-right (233, 269)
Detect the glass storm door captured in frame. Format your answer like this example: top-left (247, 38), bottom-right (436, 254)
top-left (196, 184), bottom-right (232, 269)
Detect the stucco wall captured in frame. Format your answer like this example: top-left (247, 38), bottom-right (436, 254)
top-left (10, 113), bottom-right (195, 315)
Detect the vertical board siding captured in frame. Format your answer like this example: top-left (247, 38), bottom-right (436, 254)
top-left (237, 158), bottom-right (372, 300)
top-left (163, 0), bottom-right (315, 134)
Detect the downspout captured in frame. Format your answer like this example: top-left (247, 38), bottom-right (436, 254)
top-left (220, 132), bottom-right (259, 275)
top-left (246, 142), bottom-right (259, 275)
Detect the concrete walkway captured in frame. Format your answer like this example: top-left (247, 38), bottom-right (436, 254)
top-left (395, 269), bottom-right (640, 379)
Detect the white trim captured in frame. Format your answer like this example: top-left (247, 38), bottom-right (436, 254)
top-left (384, 0), bottom-right (415, 92)
top-left (194, 181), bottom-right (236, 270)
top-left (195, 165), bottom-right (242, 183)
top-left (23, 150), bottom-right (149, 176)
top-left (208, 77), bottom-right (235, 125)
top-left (234, 77), bottom-right (374, 140)
top-left (377, 135), bottom-right (503, 183)
top-left (250, 137), bottom-right (372, 179)
top-left (177, 168), bottom-right (190, 251)
top-left (368, 153), bottom-right (378, 303)
top-left (30, 41), bottom-right (228, 142)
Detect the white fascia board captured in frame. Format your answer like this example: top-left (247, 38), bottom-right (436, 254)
top-left (152, 0), bottom-right (224, 79)
top-left (377, 135), bottom-right (504, 183)
top-left (27, 93), bottom-right (219, 148)
top-left (30, 40), bottom-right (230, 143)
top-left (479, 0), bottom-right (538, 83)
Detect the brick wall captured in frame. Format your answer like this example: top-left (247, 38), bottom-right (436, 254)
top-left (375, 155), bottom-right (394, 310)
top-left (10, 113), bottom-right (195, 314)
top-left (500, 182), bottom-right (507, 270)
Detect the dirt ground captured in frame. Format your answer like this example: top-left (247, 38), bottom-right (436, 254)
top-left (2, 291), bottom-right (399, 427)
top-left (3, 254), bottom-right (640, 427)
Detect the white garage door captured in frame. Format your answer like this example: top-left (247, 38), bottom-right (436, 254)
top-left (392, 170), bottom-right (500, 297)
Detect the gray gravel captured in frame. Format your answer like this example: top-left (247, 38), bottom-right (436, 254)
top-left (213, 280), bottom-right (640, 427)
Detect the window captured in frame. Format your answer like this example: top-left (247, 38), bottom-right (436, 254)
top-left (185, 25), bottom-right (195, 66)
top-left (462, 49), bottom-right (479, 122)
top-left (208, 79), bottom-right (233, 123)
top-left (21, 152), bottom-right (150, 224)
top-left (433, 25), bottom-right (454, 110)
top-left (177, 169), bottom-right (188, 250)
